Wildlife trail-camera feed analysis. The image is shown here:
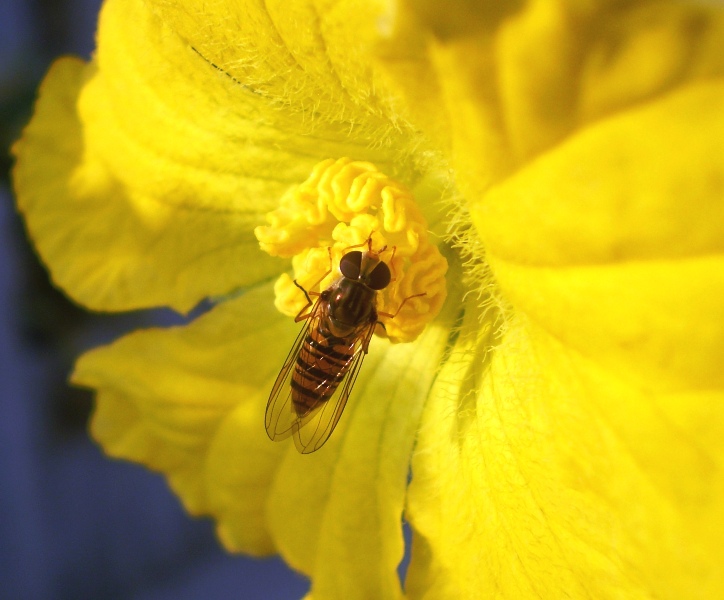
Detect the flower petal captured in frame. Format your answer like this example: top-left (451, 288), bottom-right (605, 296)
top-left (265, 292), bottom-right (458, 599)
top-left (397, 2), bottom-right (724, 597)
top-left (13, 0), bottom-right (416, 312)
top-left (379, 0), bottom-right (724, 200)
top-left (407, 313), bottom-right (724, 599)
top-left (149, 0), bottom-right (409, 145)
top-left (476, 80), bottom-right (724, 267)
top-left (476, 80), bottom-right (724, 393)
top-left (74, 283), bottom-right (294, 554)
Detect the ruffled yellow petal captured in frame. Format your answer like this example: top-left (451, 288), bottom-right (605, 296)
top-left (76, 275), bottom-right (458, 596)
top-left (74, 283), bottom-right (293, 553)
top-left (379, 0), bottom-right (724, 199)
top-left (396, 0), bottom-right (724, 597)
top-left (477, 81), bottom-right (724, 392)
top-left (266, 292), bottom-right (457, 599)
top-left (478, 81), bottom-right (724, 267)
top-left (76, 256), bottom-right (459, 597)
top-left (13, 0), bottom-right (424, 312)
top-left (407, 314), bottom-right (724, 599)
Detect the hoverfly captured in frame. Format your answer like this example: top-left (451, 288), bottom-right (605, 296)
top-left (265, 238), bottom-right (423, 453)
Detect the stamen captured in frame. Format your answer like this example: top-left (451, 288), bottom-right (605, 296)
top-left (255, 158), bottom-right (447, 343)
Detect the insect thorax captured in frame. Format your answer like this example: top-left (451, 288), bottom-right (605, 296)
top-left (326, 279), bottom-right (376, 334)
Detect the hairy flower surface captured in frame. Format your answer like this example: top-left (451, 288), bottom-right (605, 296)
top-left (12, 0), bottom-right (724, 598)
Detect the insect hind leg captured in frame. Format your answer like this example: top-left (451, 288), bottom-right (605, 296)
top-left (377, 292), bottom-right (427, 320)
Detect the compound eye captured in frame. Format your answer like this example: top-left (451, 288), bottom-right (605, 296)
top-left (339, 251), bottom-right (362, 280)
top-left (367, 261), bottom-right (391, 290)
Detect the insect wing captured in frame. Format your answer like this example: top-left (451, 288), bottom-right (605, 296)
top-left (292, 321), bottom-right (375, 454)
top-left (265, 298), bottom-right (324, 442)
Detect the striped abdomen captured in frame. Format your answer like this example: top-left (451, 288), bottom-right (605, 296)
top-left (291, 326), bottom-right (354, 417)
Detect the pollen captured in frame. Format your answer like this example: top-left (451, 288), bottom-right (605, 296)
top-left (254, 158), bottom-right (448, 343)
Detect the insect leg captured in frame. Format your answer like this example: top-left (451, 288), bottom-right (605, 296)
top-left (377, 292), bottom-right (427, 320)
top-left (292, 281), bottom-right (318, 322)
top-left (386, 245), bottom-right (399, 282)
top-left (293, 247), bottom-right (334, 322)
top-left (342, 232), bottom-right (392, 258)
top-left (341, 235), bottom-right (374, 254)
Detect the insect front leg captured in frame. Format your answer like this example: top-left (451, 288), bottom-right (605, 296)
top-left (341, 232), bottom-right (393, 258)
top-left (341, 235), bottom-right (375, 254)
top-left (292, 280), bottom-right (317, 322)
top-left (293, 247), bottom-right (335, 322)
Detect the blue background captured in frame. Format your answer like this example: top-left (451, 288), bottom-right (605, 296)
top-left (0, 1), bottom-right (310, 598)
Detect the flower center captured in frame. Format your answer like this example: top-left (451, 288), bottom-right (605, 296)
top-left (254, 158), bottom-right (448, 343)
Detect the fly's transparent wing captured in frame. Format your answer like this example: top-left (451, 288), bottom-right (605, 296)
top-left (265, 301), bottom-right (376, 453)
top-left (265, 299), bottom-right (324, 442)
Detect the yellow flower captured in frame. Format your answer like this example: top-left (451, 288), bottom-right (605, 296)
top-left (12, 0), bottom-right (724, 598)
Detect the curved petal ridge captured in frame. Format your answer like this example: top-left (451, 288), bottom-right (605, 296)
top-left (74, 283), bottom-right (295, 554)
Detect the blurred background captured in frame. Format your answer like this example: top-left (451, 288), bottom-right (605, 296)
top-left (0, 1), bottom-right (309, 598)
